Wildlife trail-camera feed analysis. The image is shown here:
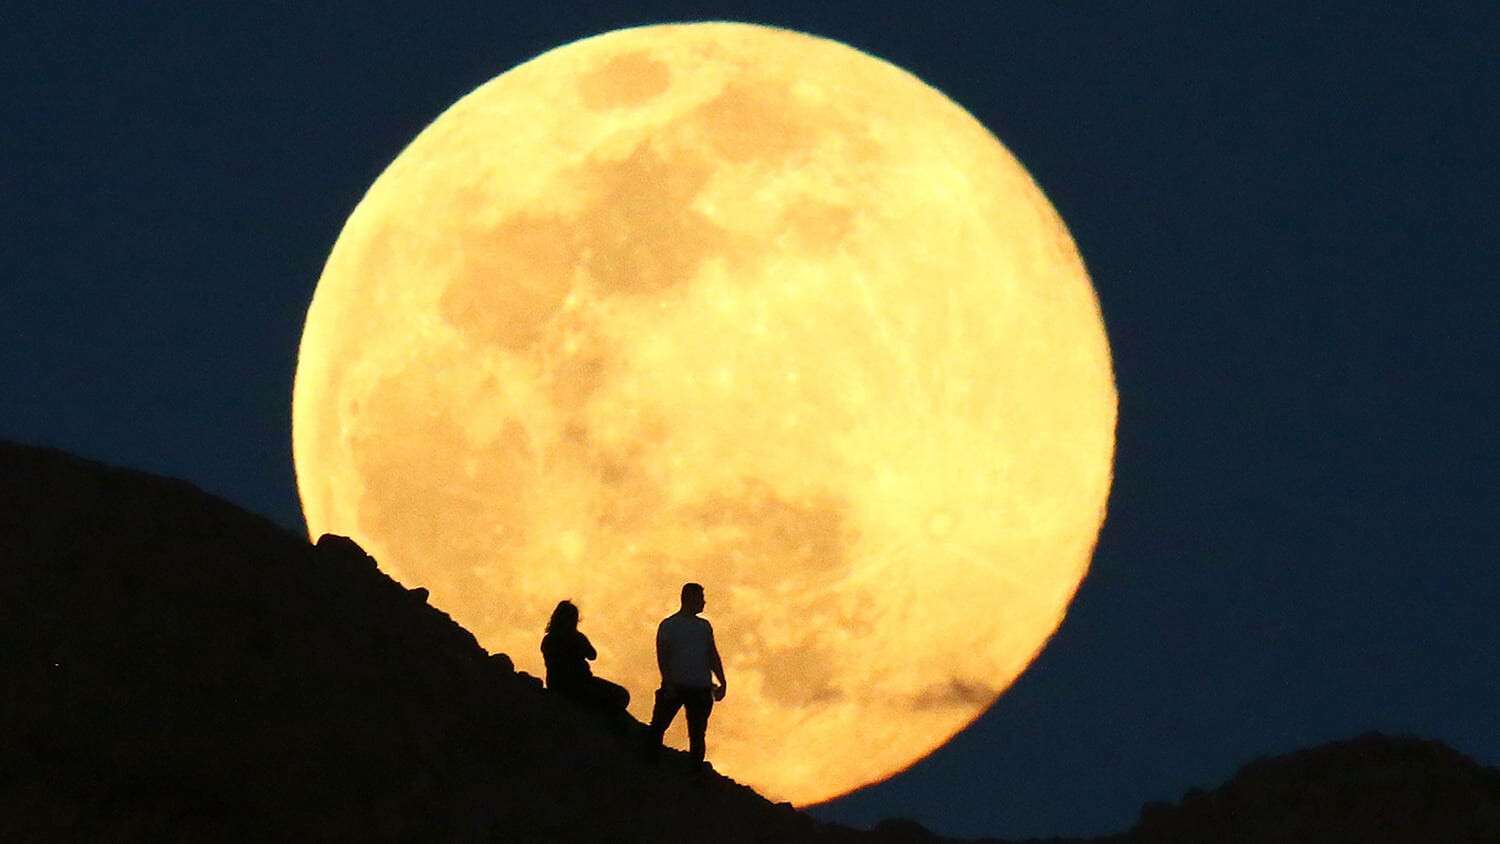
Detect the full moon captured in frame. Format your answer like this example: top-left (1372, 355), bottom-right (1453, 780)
top-left (293, 22), bottom-right (1115, 804)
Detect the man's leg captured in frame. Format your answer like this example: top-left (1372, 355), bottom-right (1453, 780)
top-left (647, 686), bottom-right (683, 748)
top-left (683, 687), bottom-right (714, 765)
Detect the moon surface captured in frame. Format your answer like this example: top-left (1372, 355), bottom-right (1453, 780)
top-left (293, 22), bottom-right (1115, 804)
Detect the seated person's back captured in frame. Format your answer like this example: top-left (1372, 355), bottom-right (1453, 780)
top-left (539, 600), bottom-right (631, 716)
top-left (541, 626), bottom-right (595, 692)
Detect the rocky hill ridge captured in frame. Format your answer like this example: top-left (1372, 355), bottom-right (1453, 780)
top-left (0, 441), bottom-right (835, 841)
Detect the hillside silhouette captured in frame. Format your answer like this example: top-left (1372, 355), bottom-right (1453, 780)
top-left (2, 440), bottom-right (1497, 842)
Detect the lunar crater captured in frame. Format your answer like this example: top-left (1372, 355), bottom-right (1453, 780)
top-left (578, 51), bottom-right (672, 110)
top-left (691, 80), bottom-right (820, 165)
top-left (756, 642), bottom-right (845, 707)
top-left (911, 678), bottom-right (997, 711)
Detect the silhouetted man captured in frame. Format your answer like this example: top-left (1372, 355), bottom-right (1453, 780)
top-left (646, 582), bottom-right (726, 767)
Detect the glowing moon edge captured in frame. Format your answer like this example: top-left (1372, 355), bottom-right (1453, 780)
top-left (292, 22), bottom-right (1116, 805)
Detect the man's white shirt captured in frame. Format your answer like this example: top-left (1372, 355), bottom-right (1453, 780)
top-left (658, 612), bottom-right (715, 688)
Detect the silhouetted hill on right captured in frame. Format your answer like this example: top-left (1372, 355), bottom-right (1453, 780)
top-left (1117, 733), bottom-right (1500, 843)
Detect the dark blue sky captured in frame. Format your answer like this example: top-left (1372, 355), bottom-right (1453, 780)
top-left (4, 3), bottom-right (1495, 839)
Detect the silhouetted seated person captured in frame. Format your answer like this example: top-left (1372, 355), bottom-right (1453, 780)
top-left (540, 600), bottom-right (630, 718)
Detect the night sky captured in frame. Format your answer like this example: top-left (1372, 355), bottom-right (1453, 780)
top-left (4, 3), bottom-right (1496, 839)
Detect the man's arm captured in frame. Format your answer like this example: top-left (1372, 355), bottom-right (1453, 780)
top-left (707, 624), bottom-right (727, 699)
top-left (656, 623), bottom-right (670, 684)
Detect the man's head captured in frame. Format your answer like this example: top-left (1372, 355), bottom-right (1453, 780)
top-left (681, 582), bottom-right (706, 614)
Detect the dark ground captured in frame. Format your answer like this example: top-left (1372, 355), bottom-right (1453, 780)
top-left (3, 440), bottom-right (1496, 842)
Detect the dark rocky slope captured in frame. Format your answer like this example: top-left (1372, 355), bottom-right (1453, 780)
top-left (2, 441), bottom-right (1496, 842)
top-left (0, 441), bottom-right (837, 841)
